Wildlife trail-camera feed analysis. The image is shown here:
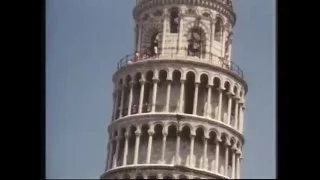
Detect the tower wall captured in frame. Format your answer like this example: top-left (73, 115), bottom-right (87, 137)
top-left (102, 0), bottom-right (247, 179)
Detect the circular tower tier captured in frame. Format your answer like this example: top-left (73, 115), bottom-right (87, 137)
top-left (101, 0), bottom-right (248, 179)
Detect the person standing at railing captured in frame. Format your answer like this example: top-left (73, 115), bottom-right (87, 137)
top-left (132, 104), bottom-right (138, 114)
top-left (133, 51), bottom-right (140, 62)
top-left (153, 40), bottom-right (158, 56)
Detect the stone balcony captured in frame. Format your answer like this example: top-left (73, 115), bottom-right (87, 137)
top-left (116, 47), bottom-right (244, 79)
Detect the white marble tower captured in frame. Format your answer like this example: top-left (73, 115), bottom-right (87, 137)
top-left (101, 0), bottom-right (247, 179)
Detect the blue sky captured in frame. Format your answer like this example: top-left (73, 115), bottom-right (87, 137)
top-left (46, 0), bottom-right (275, 179)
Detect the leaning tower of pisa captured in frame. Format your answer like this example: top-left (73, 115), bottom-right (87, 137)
top-left (101, 0), bottom-right (247, 179)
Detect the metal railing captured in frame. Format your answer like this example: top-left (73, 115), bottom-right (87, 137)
top-left (116, 47), bottom-right (244, 78)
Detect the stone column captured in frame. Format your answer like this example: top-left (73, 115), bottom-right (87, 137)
top-left (112, 89), bottom-right (120, 121)
top-left (238, 155), bottom-right (243, 179)
top-left (206, 85), bottom-right (212, 117)
top-left (105, 142), bottom-right (111, 171)
top-left (203, 136), bottom-right (208, 170)
top-left (193, 83), bottom-right (199, 115)
top-left (175, 131), bottom-right (181, 165)
top-left (146, 129), bottom-right (154, 164)
top-left (179, 80), bottom-right (185, 113)
top-left (189, 133), bottom-right (195, 167)
top-left (112, 136), bottom-right (121, 168)
top-left (107, 138), bottom-right (114, 169)
top-left (133, 130), bottom-right (141, 164)
top-left (218, 88), bottom-right (223, 121)
top-left (161, 131), bottom-right (168, 164)
top-left (224, 143), bottom-right (229, 176)
top-left (127, 82), bottom-right (134, 115)
top-left (232, 149), bottom-right (236, 179)
top-left (215, 139), bottom-right (220, 173)
top-left (239, 103), bottom-right (245, 133)
top-left (122, 132), bottom-right (129, 166)
top-left (165, 80), bottom-right (172, 112)
top-left (227, 93), bottom-right (233, 125)
top-left (138, 80), bottom-right (145, 113)
top-left (234, 99), bottom-right (239, 129)
top-left (151, 79), bottom-right (159, 112)
top-left (119, 85), bottom-right (125, 118)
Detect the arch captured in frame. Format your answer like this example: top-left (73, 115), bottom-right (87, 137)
top-left (195, 126), bottom-right (205, 168)
top-left (208, 128), bottom-right (220, 139)
top-left (185, 21), bottom-right (209, 40)
top-left (153, 9), bottom-right (163, 17)
top-left (152, 121), bottom-right (165, 131)
top-left (186, 25), bottom-right (207, 58)
top-left (180, 125), bottom-right (191, 166)
top-left (145, 70), bottom-right (154, 81)
top-left (220, 132), bottom-right (230, 144)
top-left (154, 123), bottom-right (163, 133)
top-left (172, 69), bottom-right (182, 82)
top-left (151, 123), bottom-right (164, 163)
top-left (141, 13), bottom-right (150, 21)
top-left (165, 123), bottom-right (178, 164)
top-left (195, 126), bottom-right (205, 136)
top-left (223, 80), bottom-right (231, 91)
top-left (213, 76), bottom-right (222, 88)
top-left (214, 16), bottom-right (224, 41)
top-left (125, 75), bottom-right (132, 84)
top-left (138, 123), bottom-right (149, 164)
top-left (240, 90), bottom-right (243, 98)
top-left (126, 125), bottom-right (138, 165)
top-left (118, 78), bottom-right (123, 86)
top-left (186, 71), bottom-right (196, 81)
top-left (194, 125), bottom-right (206, 135)
top-left (159, 68), bottom-right (170, 77)
top-left (233, 85), bottom-right (239, 96)
top-left (180, 123), bottom-right (193, 132)
top-left (185, 71), bottom-right (196, 114)
top-left (185, 8), bottom-right (197, 16)
top-left (202, 11), bottom-right (212, 18)
top-left (169, 7), bottom-right (179, 33)
top-left (199, 73), bottom-right (209, 84)
top-left (230, 136), bottom-right (237, 146)
top-left (142, 25), bottom-right (162, 54)
top-left (134, 72), bottom-right (142, 83)
top-left (166, 122), bottom-right (178, 133)
top-left (159, 69), bottom-right (168, 81)
top-left (112, 129), bottom-right (118, 137)
top-left (143, 26), bottom-right (162, 43)
top-left (183, 70), bottom-right (197, 80)
top-left (119, 127), bottom-right (126, 136)
top-left (236, 141), bottom-right (242, 149)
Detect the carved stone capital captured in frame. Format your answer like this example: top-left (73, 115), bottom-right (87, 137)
top-left (115, 135), bottom-right (122, 141)
top-left (215, 137), bottom-right (222, 144)
top-left (124, 132), bottom-right (130, 138)
top-left (135, 130), bottom-right (141, 136)
top-left (139, 79), bottom-right (145, 84)
top-left (152, 78), bottom-right (159, 83)
top-left (129, 81), bottom-right (135, 88)
top-left (148, 129), bottom-right (155, 136)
